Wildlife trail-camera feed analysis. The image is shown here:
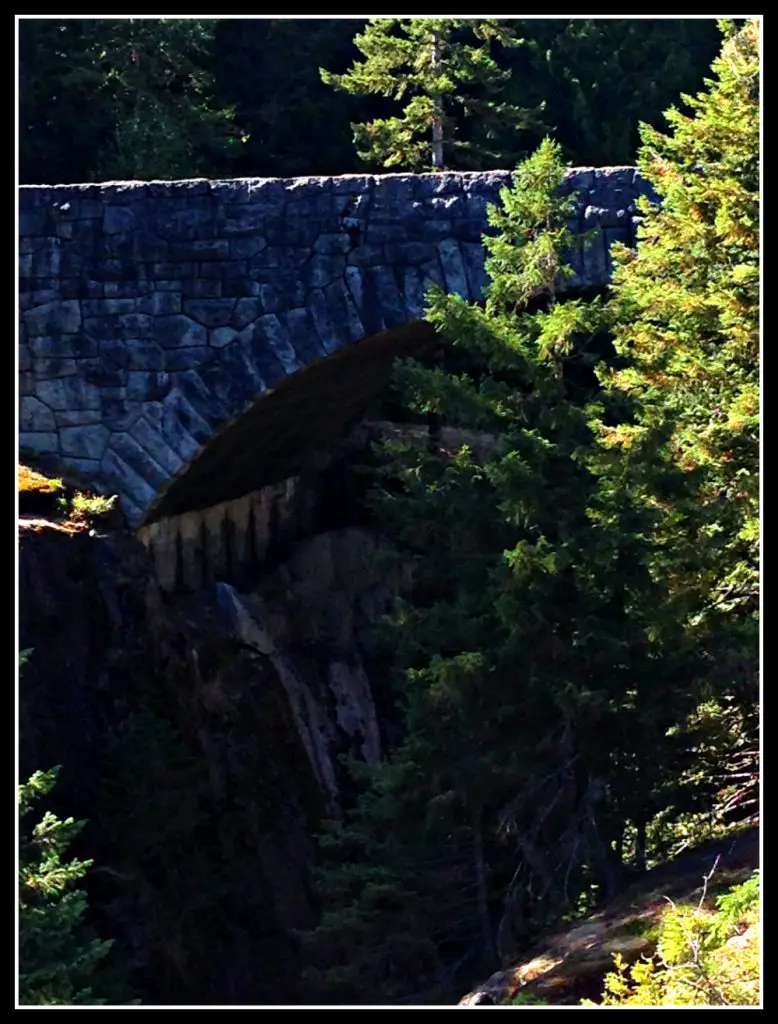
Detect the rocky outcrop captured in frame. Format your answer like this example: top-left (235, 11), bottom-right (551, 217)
top-left (458, 828), bottom-right (759, 1006)
top-left (19, 168), bottom-right (657, 525)
top-left (18, 498), bottom-right (404, 1004)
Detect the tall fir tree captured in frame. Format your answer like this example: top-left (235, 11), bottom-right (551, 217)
top-left (321, 18), bottom-right (538, 171)
top-left (303, 19), bottom-right (759, 1003)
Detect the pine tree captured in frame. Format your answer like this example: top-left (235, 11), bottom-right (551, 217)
top-left (302, 140), bottom-right (679, 1000)
top-left (594, 16), bottom-right (760, 832)
top-left (320, 18), bottom-right (538, 171)
top-left (19, 766), bottom-right (115, 1005)
top-left (304, 19), bottom-right (760, 983)
top-left (19, 18), bottom-right (241, 183)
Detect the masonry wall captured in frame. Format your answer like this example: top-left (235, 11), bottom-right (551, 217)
top-left (19, 168), bottom-right (656, 524)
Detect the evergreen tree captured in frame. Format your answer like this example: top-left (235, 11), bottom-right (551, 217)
top-left (19, 18), bottom-right (241, 183)
top-left (321, 18), bottom-right (538, 171)
top-left (498, 19), bottom-right (724, 167)
top-left (19, 766), bottom-right (114, 1005)
top-left (595, 16), bottom-right (760, 828)
top-left (303, 20), bottom-right (759, 1002)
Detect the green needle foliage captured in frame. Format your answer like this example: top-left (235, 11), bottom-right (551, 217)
top-left (303, 19), bottom-right (759, 1005)
top-left (19, 766), bottom-right (114, 1005)
top-left (321, 18), bottom-right (539, 170)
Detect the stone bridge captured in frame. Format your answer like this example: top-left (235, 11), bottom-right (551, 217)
top-left (19, 168), bottom-right (654, 528)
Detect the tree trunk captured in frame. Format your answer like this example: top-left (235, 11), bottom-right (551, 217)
top-left (431, 32), bottom-right (444, 170)
top-left (473, 807), bottom-right (495, 960)
top-left (634, 817), bottom-right (647, 874)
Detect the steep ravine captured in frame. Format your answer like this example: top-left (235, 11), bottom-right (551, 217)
top-left (18, 436), bottom-right (406, 1005)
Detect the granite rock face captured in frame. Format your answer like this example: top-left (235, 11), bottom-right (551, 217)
top-left (19, 169), bottom-right (655, 525)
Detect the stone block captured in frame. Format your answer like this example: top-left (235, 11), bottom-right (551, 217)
top-left (28, 334), bottom-right (73, 359)
top-left (60, 424), bottom-right (111, 460)
top-left (174, 369), bottom-right (231, 427)
top-left (199, 261), bottom-right (248, 280)
top-left (421, 219), bottom-right (453, 240)
top-left (100, 388), bottom-right (142, 431)
top-left (110, 431), bottom-right (170, 489)
top-left (149, 262), bottom-right (198, 279)
top-left (20, 396), bottom-right (56, 432)
top-left (313, 233), bottom-right (350, 256)
top-left (323, 279), bottom-right (364, 345)
top-left (283, 307), bottom-right (325, 365)
top-left (183, 298), bottom-right (236, 327)
top-left (128, 417), bottom-right (184, 477)
top-left (126, 370), bottom-right (172, 403)
top-left (103, 206), bottom-right (137, 233)
top-left (103, 280), bottom-right (151, 298)
top-left (367, 266), bottom-right (406, 329)
top-left (182, 279), bottom-right (222, 298)
top-left (234, 326), bottom-right (286, 387)
top-left (308, 288), bottom-right (347, 354)
top-left (165, 348), bottom-right (218, 370)
top-left (19, 431), bottom-right (60, 454)
top-left (461, 242), bottom-right (488, 300)
top-left (437, 239), bottom-right (469, 299)
top-left (231, 297), bottom-right (262, 330)
top-left (170, 239), bottom-right (230, 261)
top-left (20, 208), bottom-right (48, 235)
top-left (83, 313), bottom-right (154, 341)
top-left (55, 409), bottom-right (103, 427)
top-left (36, 376), bottom-right (101, 411)
top-left (24, 299), bottom-right (81, 336)
top-left (33, 357), bottom-right (77, 379)
top-left (210, 327), bottom-right (240, 349)
top-left (303, 252), bottom-right (343, 291)
top-left (32, 247), bottom-right (62, 277)
top-left (155, 314), bottom-right (207, 348)
top-left (82, 298), bottom-right (138, 317)
top-left (101, 447), bottom-right (158, 514)
top-left (146, 392), bottom-right (208, 457)
top-left (385, 241), bottom-right (436, 266)
top-left (230, 236), bottom-right (267, 259)
top-left (402, 267), bottom-right (426, 320)
top-left (345, 243), bottom-right (385, 268)
top-left (251, 314), bottom-right (301, 374)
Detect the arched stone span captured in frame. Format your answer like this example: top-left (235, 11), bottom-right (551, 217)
top-left (19, 168), bottom-right (656, 525)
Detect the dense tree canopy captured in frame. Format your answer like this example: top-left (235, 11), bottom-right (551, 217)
top-left (301, 18), bottom-right (759, 1004)
top-left (19, 17), bottom-right (724, 182)
top-left (17, 15), bottom-right (758, 1009)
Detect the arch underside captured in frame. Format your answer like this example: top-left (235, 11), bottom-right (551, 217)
top-left (143, 320), bottom-right (436, 525)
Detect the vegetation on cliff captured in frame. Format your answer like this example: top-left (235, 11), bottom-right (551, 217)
top-left (18, 759), bottom-right (114, 1005)
top-left (301, 19), bottom-right (759, 1005)
top-left (586, 869), bottom-right (760, 1006)
top-left (17, 16), bottom-right (758, 1008)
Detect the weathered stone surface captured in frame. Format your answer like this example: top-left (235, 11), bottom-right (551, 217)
top-left (128, 416), bottom-right (184, 477)
top-left (20, 396), bottom-right (56, 432)
top-left (20, 167), bottom-right (648, 526)
top-left (33, 357), bottom-right (77, 379)
top-left (183, 298), bottom-right (236, 327)
top-left (437, 238), bottom-right (470, 299)
top-left (55, 409), bottom-right (103, 427)
top-left (24, 300), bottom-right (81, 336)
top-left (60, 424), bottom-right (111, 459)
top-left (36, 376), bottom-right (101, 411)
top-left (155, 314), bottom-right (207, 348)
top-left (19, 431), bottom-right (60, 454)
